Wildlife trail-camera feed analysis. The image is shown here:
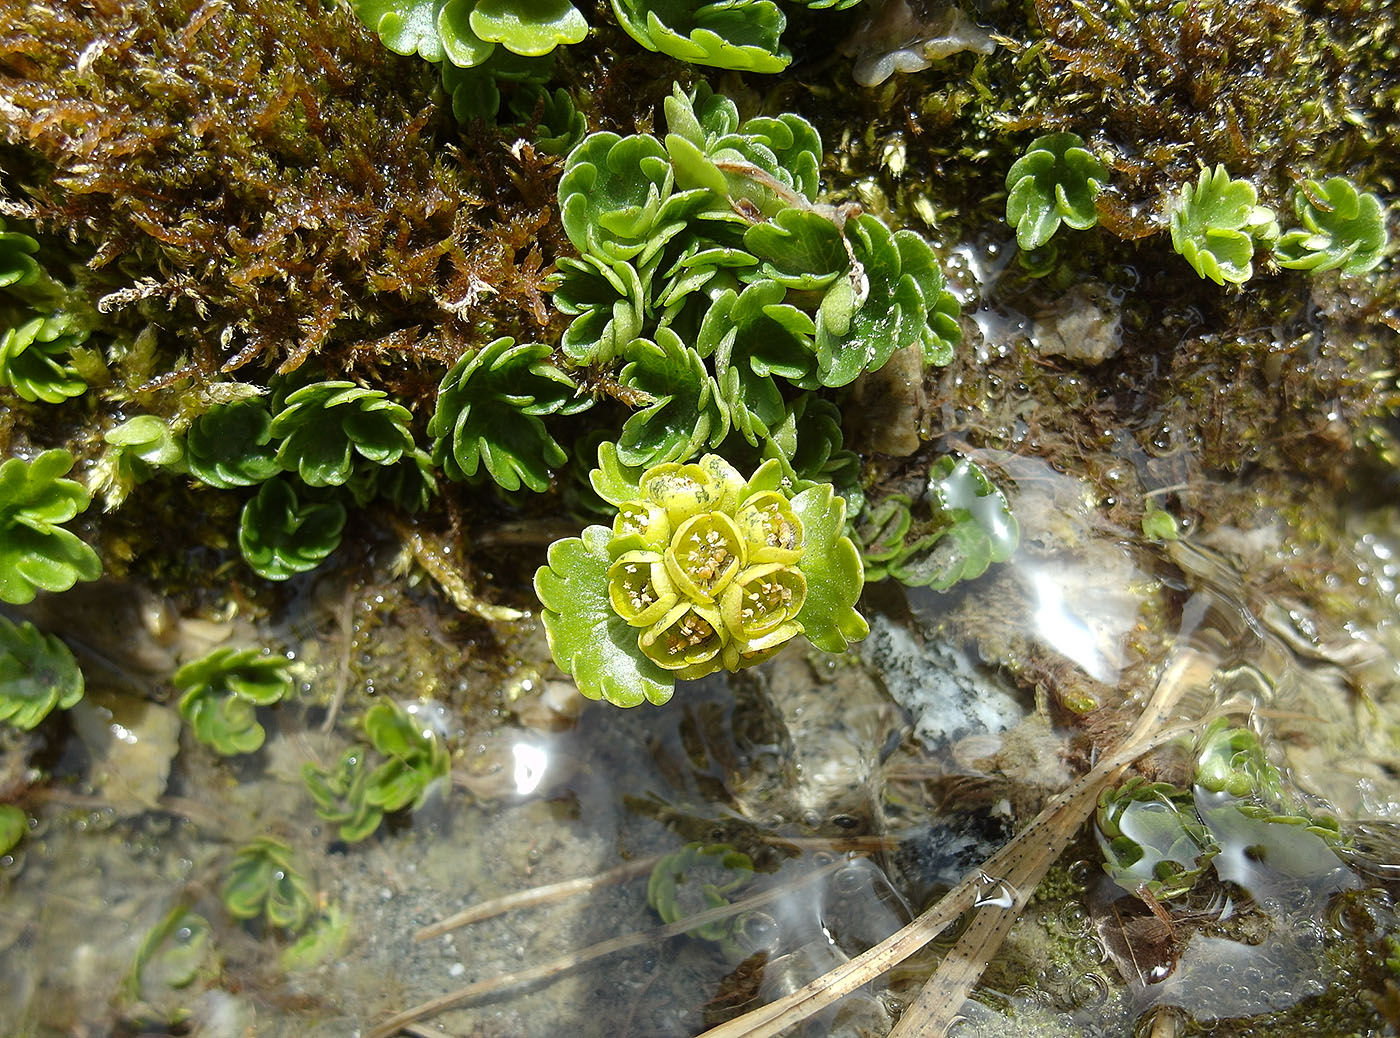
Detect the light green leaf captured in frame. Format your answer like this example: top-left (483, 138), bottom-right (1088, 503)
top-left (789, 483), bottom-right (867, 652)
top-left (535, 525), bottom-right (675, 707)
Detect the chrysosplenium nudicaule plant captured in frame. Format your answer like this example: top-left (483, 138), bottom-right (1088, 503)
top-left (536, 452), bottom-right (866, 707)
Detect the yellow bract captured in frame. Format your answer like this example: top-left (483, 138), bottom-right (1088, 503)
top-left (605, 455), bottom-right (809, 680)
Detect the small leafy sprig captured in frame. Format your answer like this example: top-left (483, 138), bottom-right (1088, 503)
top-left (1274, 176), bottom-right (1389, 276)
top-left (0, 449), bottom-right (102, 604)
top-left (1004, 132), bottom-right (1106, 250)
top-left (173, 647), bottom-right (295, 755)
top-left (428, 336), bottom-right (590, 492)
top-left (270, 380), bottom-right (416, 488)
top-left (238, 477), bottom-right (347, 581)
top-left (1095, 777), bottom-right (1217, 901)
top-left (221, 837), bottom-right (316, 935)
top-left (535, 450), bottom-right (866, 707)
top-left (1169, 165), bottom-right (1278, 285)
top-left (304, 700), bottom-right (450, 841)
top-left (186, 399), bottom-right (281, 489)
top-left (302, 747), bottom-right (385, 843)
top-left (0, 312), bottom-right (88, 403)
top-left (0, 218), bottom-right (42, 290)
top-left (611, 0), bottom-right (789, 72)
top-left (0, 615), bottom-right (84, 729)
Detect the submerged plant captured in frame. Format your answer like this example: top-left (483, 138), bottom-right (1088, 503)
top-left (1004, 132), bottom-right (1106, 250)
top-left (0, 804), bottom-right (26, 855)
top-left (0, 616), bottom-right (84, 730)
top-left (1274, 176), bottom-right (1389, 276)
top-left (1169, 165), bottom-right (1278, 285)
top-left (303, 747), bottom-right (386, 843)
top-left (0, 312), bottom-right (88, 404)
top-left (855, 456), bottom-right (1019, 589)
top-left (647, 842), bottom-right (754, 958)
top-left (221, 837), bottom-right (316, 935)
top-left (304, 700), bottom-right (452, 841)
top-left (174, 647), bottom-right (295, 756)
top-left (303, 703), bottom-right (448, 842)
top-left (238, 477), bottom-right (347, 581)
top-left (1096, 777), bottom-right (1217, 901)
top-left (535, 451), bottom-right (866, 706)
top-left (0, 449), bottom-right (102, 604)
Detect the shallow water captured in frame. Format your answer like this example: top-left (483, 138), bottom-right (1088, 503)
top-left (4, 439), bottom-right (1397, 1038)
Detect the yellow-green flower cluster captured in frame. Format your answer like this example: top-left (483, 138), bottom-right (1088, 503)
top-left (605, 456), bottom-right (807, 679)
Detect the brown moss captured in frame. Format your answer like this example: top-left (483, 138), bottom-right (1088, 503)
top-left (0, 0), bottom-right (568, 396)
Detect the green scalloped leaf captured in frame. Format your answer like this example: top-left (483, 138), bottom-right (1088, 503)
top-left (0, 220), bottom-right (42, 291)
top-left (815, 214), bottom-right (928, 388)
top-left (535, 525), bottom-right (675, 707)
top-left (559, 132), bottom-right (696, 265)
top-left (1274, 176), bottom-right (1389, 276)
top-left (0, 312), bottom-right (88, 404)
top-left (186, 399), bottom-right (281, 489)
top-left (888, 456), bottom-right (1019, 589)
top-left (429, 337), bottom-right (586, 492)
top-left (789, 483), bottom-right (866, 652)
top-left (237, 477), bottom-right (346, 582)
top-left (553, 254), bottom-right (650, 366)
top-left (0, 615), bottom-right (84, 730)
top-left (615, 328), bottom-right (729, 467)
top-left (743, 209), bottom-right (846, 290)
top-left (1004, 132), bottom-right (1106, 251)
top-left (612, 0), bottom-right (790, 72)
top-left (1169, 165), bottom-right (1277, 285)
top-left (0, 449), bottom-right (102, 605)
top-left (589, 440), bottom-right (647, 505)
top-left (469, 0), bottom-right (587, 56)
top-left (270, 381), bottom-right (416, 488)
top-left (221, 838), bottom-right (315, 935)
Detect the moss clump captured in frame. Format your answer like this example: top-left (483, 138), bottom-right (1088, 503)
top-left (0, 0), bottom-right (566, 385)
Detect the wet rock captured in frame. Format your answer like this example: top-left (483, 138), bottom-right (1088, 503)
top-left (70, 689), bottom-right (181, 814)
top-left (846, 0), bottom-right (997, 88)
top-left (846, 342), bottom-right (927, 457)
top-left (1032, 282), bottom-right (1122, 364)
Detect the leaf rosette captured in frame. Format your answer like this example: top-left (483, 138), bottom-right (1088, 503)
top-left (186, 399), bottom-right (281, 489)
top-left (1274, 176), bottom-right (1389, 276)
top-left (0, 449), bottom-right (102, 605)
top-left (1169, 165), bottom-right (1278, 285)
top-left (1004, 132), bottom-right (1106, 251)
top-left (536, 451), bottom-right (866, 706)
top-left (174, 647), bottom-right (295, 756)
top-left (0, 312), bottom-right (88, 404)
top-left (0, 616), bottom-right (84, 730)
top-left (1096, 777), bottom-right (1217, 901)
top-left (429, 336), bottom-right (588, 492)
top-left (222, 837), bottom-right (315, 935)
top-left (238, 477), bottom-right (346, 581)
top-left (270, 381), bottom-right (416, 488)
